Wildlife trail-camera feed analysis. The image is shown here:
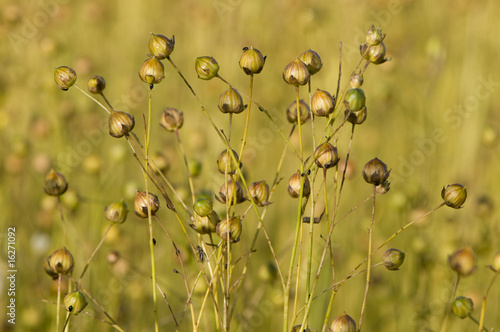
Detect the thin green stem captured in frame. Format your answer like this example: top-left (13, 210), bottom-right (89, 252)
top-left (79, 223), bottom-right (114, 283)
top-left (439, 274), bottom-right (460, 332)
top-left (74, 84), bottom-right (110, 114)
top-left (478, 269), bottom-right (500, 331)
top-left (174, 129), bottom-right (196, 204)
top-left (238, 74), bottom-right (253, 162)
top-left (56, 274), bottom-right (61, 332)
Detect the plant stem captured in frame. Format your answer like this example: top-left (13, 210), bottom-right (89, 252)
top-left (56, 273), bottom-right (61, 332)
top-left (79, 223), bottom-right (114, 283)
top-left (238, 74), bottom-right (253, 162)
top-left (74, 84), bottom-right (110, 114)
top-left (439, 274), bottom-right (460, 332)
top-left (478, 269), bottom-right (500, 331)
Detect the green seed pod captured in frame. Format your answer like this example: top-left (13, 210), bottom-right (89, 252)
top-left (134, 191), bottom-right (160, 218)
top-left (218, 87), bottom-right (247, 114)
top-left (216, 216), bottom-right (242, 243)
top-left (48, 247), bottom-right (74, 275)
top-left (283, 58), bottom-right (310, 86)
top-left (43, 169), bottom-right (68, 196)
top-left (217, 149), bottom-right (241, 174)
top-left (287, 99), bottom-right (310, 124)
top-left (344, 88), bottom-right (366, 112)
top-left (366, 25), bottom-right (385, 46)
top-left (362, 158), bottom-right (390, 186)
top-left (139, 56), bottom-right (164, 85)
top-left (360, 42), bottom-right (391, 64)
top-left (239, 46), bottom-right (266, 75)
top-left (331, 312), bottom-right (356, 332)
top-left (311, 89), bottom-right (335, 117)
top-left (188, 160), bottom-right (202, 178)
top-left (314, 142), bottom-right (339, 169)
top-left (383, 248), bottom-right (405, 270)
top-left (193, 210), bottom-right (220, 234)
top-left (104, 199), bottom-right (128, 223)
top-left (490, 251), bottom-right (500, 272)
top-left (108, 110), bottom-right (135, 138)
top-left (87, 75), bottom-right (106, 94)
top-left (54, 66), bottom-right (77, 91)
top-left (64, 291), bottom-right (88, 315)
top-left (452, 296), bottom-right (474, 319)
top-left (217, 180), bottom-right (246, 205)
top-left (349, 73), bottom-right (364, 88)
top-left (287, 171), bottom-right (310, 198)
top-left (160, 107), bottom-right (184, 131)
top-left (149, 33), bottom-right (174, 60)
top-left (298, 49), bottom-right (322, 75)
top-left (449, 246), bottom-right (476, 276)
top-left (193, 197), bottom-right (213, 217)
top-left (345, 106), bottom-right (367, 125)
top-left (248, 180), bottom-right (271, 207)
top-left (441, 184), bottom-right (467, 209)
top-left (195, 56), bottom-right (219, 80)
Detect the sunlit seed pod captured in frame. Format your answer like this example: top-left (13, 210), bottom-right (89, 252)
top-left (160, 107), bottom-right (184, 131)
top-left (360, 42), bottom-right (391, 64)
top-left (248, 180), bottom-right (271, 207)
top-left (331, 312), bottom-right (356, 332)
top-left (44, 257), bottom-right (59, 280)
top-left (217, 149), bottom-right (241, 175)
top-left (218, 87), bottom-right (247, 114)
top-left (64, 291), bottom-right (88, 315)
top-left (193, 197), bottom-right (213, 217)
top-left (452, 296), bottom-right (474, 319)
top-left (383, 248), bottom-right (405, 270)
top-left (375, 180), bottom-right (391, 195)
top-left (195, 56), bottom-right (220, 80)
top-left (48, 247), bottom-right (74, 275)
top-left (287, 99), bottom-right (310, 124)
top-left (134, 191), bottom-right (160, 218)
top-left (449, 246), bottom-right (476, 277)
top-left (441, 184), bottom-right (467, 209)
top-left (345, 106), bottom-right (367, 125)
top-left (298, 49), bottom-right (322, 75)
top-left (104, 199), bottom-right (128, 224)
top-left (216, 216), bottom-right (242, 243)
top-left (366, 25), bottom-right (385, 46)
top-left (491, 251), bottom-right (500, 272)
top-left (149, 33), bottom-right (175, 59)
top-left (287, 171), bottom-right (310, 198)
top-left (314, 143), bottom-right (339, 169)
top-left (139, 56), bottom-right (164, 85)
top-left (87, 75), bottom-right (106, 94)
top-left (283, 58), bottom-right (310, 86)
top-left (239, 46), bottom-right (266, 75)
top-left (362, 158), bottom-right (390, 186)
top-left (343, 88), bottom-right (366, 112)
top-left (108, 110), bottom-right (135, 138)
top-left (311, 89), bottom-right (335, 117)
top-left (54, 66), bottom-right (77, 90)
top-left (217, 180), bottom-right (246, 205)
top-left (349, 73), bottom-right (364, 88)
top-left (191, 210), bottom-right (220, 234)
top-left (43, 169), bottom-right (68, 196)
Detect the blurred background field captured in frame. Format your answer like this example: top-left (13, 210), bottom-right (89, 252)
top-left (1, 0), bottom-right (500, 331)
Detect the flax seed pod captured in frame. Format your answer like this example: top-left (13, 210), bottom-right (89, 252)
top-left (191, 210), bottom-right (220, 234)
top-left (248, 180), bottom-right (271, 206)
top-left (239, 46), bottom-right (266, 75)
top-left (383, 248), bottom-right (405, 270)
top-left (287, 171), bottom-right (310, 198)
top-left (298, 49), bottom-right (322, 75)
top-left (345, 106), bottom-right (367, 125)
top-left (108, 110), bottom-right (135, 138)
top-left (452, 297), bottom-right (474, 319)
top-left (149, 33), bottom-right (175, 59)
top-left (218, 87), bottom-right (247, 114)
top-left (314, 142), bottom-right (339, 169)
top-left (360, 42), bottom-right (391, 64)
top-left (87, 75), bottom-right (106, 94)
top-left (331, 313), bottom-right (356, 332)
top-left (160, 107), bottom-right (184, 131)
top-left (139, 56), bottom-right (164, 85)
top-left (104, 199), bottom-right (128, 224)
top-left (441, 184), bottom-right (467, 209)
top-left (217, 180), bottom-right (246, 205)
top-left (311, 89), bottom-right (335, 117)
top-left (48, 247), bottom-right (74, 275)
top-left (64, 291), bottom-right (88, 315)
top-left (193, 197), bottom-right (213, 217)
top-left (216, 216), bottom-right (242, 243)
top-left (134, 191), bottom-right (160, 218)
top-left (283, 58), bottom-right (310, 86)
top-left (217, 149), bottom-right (241, 174)
top-left (362, 158), bottom-right (390, 185)
top-left (449, 246), bottom-right (476, 276)
top-left (366, 25), bottom-right (385, 46)
top-left (344, 88), bottom-right (366, 112)
top-left (195, 56), bottom-right (219, 80)
top-left (43, 169), bottom-right (68, 196)
top-left (54, 66), bottom-right (77, 90)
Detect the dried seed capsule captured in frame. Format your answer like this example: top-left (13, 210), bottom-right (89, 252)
top-left (48, 247), bottom-right (74, 275)
top-left (362, 158), bottom-right (390, 186)
top-left (239, 46), bottom-right (266, 75)
top-left (383, 248), bottom-right (405, 270)
top-left (216, 216), bottom-right (242, 243)
top-left (314, 143), bottom-right (339, 169)
top-left (54, 66), bottom-right (77, 90)
top-left (287, 99), bottom-right (310, 124)
top-left (44, 257), bottom-right (59, 280)
top-left (349, 73), bottom-right (364, 88)
top-left (287, 171), bottom-right (310, 198)
top-left (87, 75), bottom-right (106, 94)
top-left (366, 25), bottom-right (385, 46)
top-left (311, 89), bottom-right (335, 117)
top-left (191, 210), bottom-right (220, 234)
top-left (149, 33), bottom-right (175, 59)
top-left (345, 106), bottom-right (367, 125)
top-left (360, 42), bottom-right (391, 64)
top-left (139, 56), bottom-right (164, 85)
top-left (449, 246), bottom-right (476, 276)
top-left (160, 107), bottom-right (184, 131)
top-left (331, 312), bottom-right (356, 332)
top-left (43, 169), bottom-right (68, 196)
top-left (104, 199), bottom-right (128, 223)
top-left (134, 191), bottom-right (160, 218)
top-left (193, 197), bottom-right (213, 217)
top-left (64, 291), bottom-right (88, 315)
top-left (298, 49), bottom-right (322, 75)
top-left (248, 180), bottom-right (271, 207)
top-left (195, 56), bottom-right (219, 80)
top-left (217, 180), bottom-right (246, 205)
top-left (441, 184), bottom-right (467, 209)
top-left (108, 110), bottom-right (135, 138)
top-left (283, 58), bottom-right (310, 86)
top-left (452, 296), bottom-right (474, 319)
top-left (344, 88), bottom-right (366, 112)
top-left (218, 87), bottom-right (247, 114)
top-left (217, 149), bottom-right (241, 174)
top-left (375, 180), bottom-right (391, 195)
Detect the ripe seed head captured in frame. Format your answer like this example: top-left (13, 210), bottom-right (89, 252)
top-left (239, 46), bottom-right (266, 75)
top-left (311, 89), bottom-right (335, 117)
top-left (217, 149), bottom-right (241, 175)
top-left (64, 291), bottom-right (88, 315)
top-left (441, 184), bottom-right (467, 208)
top-left (149, 33), bottom-right (175, 59)
top-left (44, 169), bottom-right (68, 196)
top-left (361, 42), bottom-right (391, 64)
top-left (331, 312), bottom-right (356, 332)
top-left (195, 56), bottom-right (219, 80)
top-left (54, 66), bottom-right (77, 90)
top-left (283, 58), bottom-right (310, 86)
top-left (449, 246), bottom-right (476, 276)
top-left (344, 88), bottom-right (366, 112)
top-left (314, 143), bottom-right (339, 169)
top-left (345, 106), bottom-right (367, 125)
top-left (217, 180), bottom-right (246, 205)
top-left (287, 171), bottom-right (310, 198)
top-left (216, 216), bottom-right (242, 243)
top-left (87, 75), bottom-right (106, 94)
top-left (362, 158), bottom-right (390, 185)
top-left (48, 247), bottom-right (74, 275)
top-left (139, 56), bottom-right (164, 85)
top-left (248, 180), bottom-right (271, 207)
top-left (218, 87), bottom-right (247, 114)
top-left (108, 110), bottom-right (135, 138)
top-left (383, 248), bottom-right (405, 270)
top-left (104, 199), bottom-right (128, 224)
top-left (160, 107), bottom-right (184, 131)
top-left (298, 49), bottom-right (322, 75)
top-left (134, 191), bottom-right (160, 218)
top-left (191, 210), bottom-right (220, 234)
top-left (349, 73), bottom-right (364, 88)
top-left (366, 25), bottom-right (385, 46)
